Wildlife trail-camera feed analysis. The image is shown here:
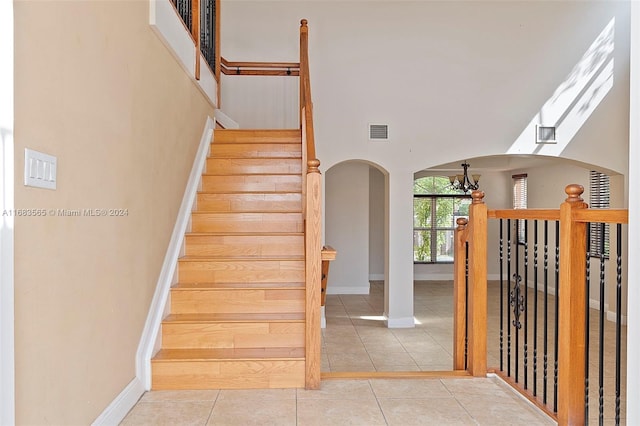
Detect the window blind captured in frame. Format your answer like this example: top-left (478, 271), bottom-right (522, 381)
top-left (589, 171), bottom-right (610, 257)
top-left (513, 174), bottom-right (527, 243)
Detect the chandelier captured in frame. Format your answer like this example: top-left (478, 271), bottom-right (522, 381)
top-left (449, 162), bottom-right (480, 194)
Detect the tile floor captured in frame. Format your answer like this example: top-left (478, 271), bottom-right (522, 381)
top-left (123, 279), bottom-right (624, 424)
top-left (121, 377), bottom-right (555, 425)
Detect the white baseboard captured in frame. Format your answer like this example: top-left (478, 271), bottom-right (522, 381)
top-left (385, 316), bottom-right (415, 328)
top-left (326, 285), bottom-right (370, 295)
top-left (135, 117), bottom-right (214, 391)
top-left (91, 377), bottom-right (145, 426)
top-left (320, 306), bottom-right (326, 329)
top-left (214, 109), bottom-right (239, 129)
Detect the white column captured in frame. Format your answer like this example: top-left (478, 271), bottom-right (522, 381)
top-left (384, 169), bottom-right (415, 328)
top-left (626, 3), bottom-right (640, 424)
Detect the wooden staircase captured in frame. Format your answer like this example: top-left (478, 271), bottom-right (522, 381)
top-left (151, 129), bottom-right (308, 390)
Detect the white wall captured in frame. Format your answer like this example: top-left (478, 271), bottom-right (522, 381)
top-left (368, 167), bottom-right (385, 279)
top-left (626, 4), bottom-right (639, 423)
top-left (222, 1), bottom-right (630, 176)
top-left (0, 0), bottom-right (14, 423)
top-left (221, 75), bottom-right (298, 128)
top-left (325, 162), bottom-right (370, 294)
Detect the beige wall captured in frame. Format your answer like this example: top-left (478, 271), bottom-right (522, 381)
top-left (14, 1), bottom-right (215, 423)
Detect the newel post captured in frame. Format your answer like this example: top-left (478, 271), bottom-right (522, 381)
top-left (467, 190), bottom-right (488, 376)
top-left (305, 159), bottom-right (322, 389)
top-left (453, 217), bottom-right (469, 370)
top-left (558, 184), bottom-right (588, 425)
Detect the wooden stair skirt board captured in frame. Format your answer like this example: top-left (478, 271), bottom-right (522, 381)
top-left (151, 129), bottom-right (308, 390)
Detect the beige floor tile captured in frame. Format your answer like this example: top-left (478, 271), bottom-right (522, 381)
top-left (369, 378), bottom-right (452, 398)
top-left (377, 397), bottom-right (476, 425)
top-left (296, 398), bottom-right (387, 426)
top-left (457, 396), bottom-right (555, 425)
top-left (367, 351), bottom-right (413, 366)
top-left (363, 340), bottom-right (408, 353)
top-left (441, 377), bottom-right (513, 397)
top-left (216, 388), bottom-right (296, 400)
top-left (207, 398), bottom-right (296, 426)
top-left (120, 401), bottom-right (214, 426)
top-left (140, 389), bottom-right (219, 402)
top-left (297, 379), bottom-right (375, 400)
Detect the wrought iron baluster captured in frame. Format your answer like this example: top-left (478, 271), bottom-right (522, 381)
top-left (615, 223), bottom-right (622, 426)
top-left (554, 220), bottom-right (559, 413)
top-left (524, 220), bottom-right (529, 390)
top-left (599, 222), bottom-right (606, 424)
top-left (465, 241), bottom-right (469, 371)
top-left (543, 220), bottom-right (549, 405)
top-left (533, 220), bottom-right (538, 397)
top-left (499, 220), bottom-right (504, 372)
top-left (585, 224), bottom-right (591, 424)
top-left (512, 219), bottom-right (522, 382)
top-left (507, 219), bottom-right (512, 377)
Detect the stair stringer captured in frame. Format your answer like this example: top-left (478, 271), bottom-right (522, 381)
top-left (135, 116), bottom-right (214, 390)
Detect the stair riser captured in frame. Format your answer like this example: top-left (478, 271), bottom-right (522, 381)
top-left (196, 193), bottom-right (301, 212)
top-left (201, 175), bottom-right (302, 193)
top-left (214, 130), bottom-right (301, 144)
top-left (152, 360), bottom-right (305, 390)
top-left (178, 260), bottom-right (304, 283)
top-left (184, 235), bottom-right (304, 257)
top-left (210, 143), bottom-right (301, 158)
top-left (206, 158), bottom-right (301, 175)
top-left (162, 322), bottom-right (305, 349)
top-left (170, 289), bottom-right (305, 314)
top-left (191, 213), bottom-right (303, 233)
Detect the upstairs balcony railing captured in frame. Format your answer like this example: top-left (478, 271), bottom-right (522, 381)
top-left (170, 0), bottom-right (219, 82)
top-left (454, 184), bottom-right (628, 425)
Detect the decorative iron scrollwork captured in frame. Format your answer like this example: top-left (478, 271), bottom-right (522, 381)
top-left (510, 273), bottom-right (525, 329)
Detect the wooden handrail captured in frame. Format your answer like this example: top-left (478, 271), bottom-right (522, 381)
top-left (455, 183), bottom-right (630, 425)
top-left (192, 0), bottom-right (201, 80)
top-left (220, 57), bottom-right (300, 76)
top-left (300, 19), bottom-right (323, 391)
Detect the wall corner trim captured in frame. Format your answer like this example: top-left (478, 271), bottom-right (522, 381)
top-left (214, 109), bottom-right (239, 129)
top-left (135, 117), bottom-right (214, 393)
top-left (91, 378), bottom-right (145, 426)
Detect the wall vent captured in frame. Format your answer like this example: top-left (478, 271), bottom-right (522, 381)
top-left (369, 124), bottom-right (389, 141)
top-left (536, 125), bottom-right (557, 144)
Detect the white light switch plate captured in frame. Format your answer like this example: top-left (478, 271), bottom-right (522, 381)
top-left (24, 148), bottom-right (57, 190)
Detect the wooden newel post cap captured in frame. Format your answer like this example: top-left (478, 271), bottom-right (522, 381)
top-left (301, 19), bottom-right (308, 27)
top-left (471, 190), bottom-right (485, 204)
top-left (307, 158), bottom-right (320, 173)
top-left (456, 217), bottom-right (468, 230)
top-left (564, 184), bottom-right (585, 203)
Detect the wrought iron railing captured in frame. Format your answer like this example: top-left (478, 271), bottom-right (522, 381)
top-left (454, 184), bottom-right (628, 425)
top-left (170, 0), bottom-right (218, 77)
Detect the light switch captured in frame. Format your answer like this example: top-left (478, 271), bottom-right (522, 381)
top-left (24, 148), bottom-right (57, 190)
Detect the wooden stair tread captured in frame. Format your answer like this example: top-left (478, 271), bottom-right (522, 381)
top-left (179, 255), bottom-right (304, 261)
top-left (173, 282), bottom-right (305, 290)
top-left (191, 210), bottom-right (302, 215)
top-left (185, 232), bottom-right (304, 237)
top-left (197, 190), bottom-right (301, 194)
top-left (153, 347), bottom-right (305, 361)
top-left (163, 313), bottom-right (305, 323)
top-left (213, 129), bottom-right (301, 144)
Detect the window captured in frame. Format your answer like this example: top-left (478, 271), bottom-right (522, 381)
top-left (414, 176), bottom-right (471, 263)
top-left (512, 174), bottom-right (527, 244)
top-left (589, 171), bottom-right (610, 258)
